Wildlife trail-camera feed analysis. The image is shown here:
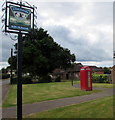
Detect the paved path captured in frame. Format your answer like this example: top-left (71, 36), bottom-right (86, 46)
top-left (2, 85), bottom-right (11, 101)
top-left (1, 79), bottom-right (11, 101)
top-left (0, 79), bottom-right (11, 119)
top-left (2, 86), bottom-right (114, 118)
top-left (1, 79), bottom-right (10, 85)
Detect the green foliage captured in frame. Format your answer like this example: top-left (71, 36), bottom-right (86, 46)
top-left (22, 28), bottom-right (75, 77)
top-left (8, 28), bottom-right (76, 83)
top-left (1, 68), bottom-right (8, 74)
top-left (1, 68), bottom-right (10, 79)
top-left (22, 76), bottom-right (33, 84)
top-left (11, 77), bottom-right (17, 84)
top-left (38, 75), bottom-right (52, 83)
top-left (103, 67), bottom-right (111, 74)
top-left (92, 74), bottom-right (108, 83)
top-left (55, 76), bottom-right (61, 82)
top-left (8, 56), bottom-right (17, 70)
top-left (11, 76), bottom-right (32, 84)
top-left (2, 73), bottom-right (10, 79)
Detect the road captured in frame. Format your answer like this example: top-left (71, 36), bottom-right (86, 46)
top-left (0, 79), bottom-right (10, 85)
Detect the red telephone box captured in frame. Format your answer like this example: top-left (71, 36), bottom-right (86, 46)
top-left (80, 66), bottom-right (92, 91)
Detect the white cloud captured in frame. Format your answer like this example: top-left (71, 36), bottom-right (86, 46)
top-left (26, 0), bottom-right (114, 3)
top-left (0, 1), bottom-right (113, 67)
top-left (0, 62), bottom-right (9, 70)
top-left (78, 60), bottom-right (113, 67)
top-left (37, 2), bottom-right (113, 65)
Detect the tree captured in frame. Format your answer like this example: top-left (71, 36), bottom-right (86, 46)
top-left (8, 56), bottom-right (17, 70)
top-left (103, 67), bottom-right (111, 74)
top-left (1, 68), bottom-right (8, 74)
top-left (8, 28), bottom-right (76, 78)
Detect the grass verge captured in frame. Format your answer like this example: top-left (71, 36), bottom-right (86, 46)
top-left (3, 81), bottom-right (101, 107)
top-left (92, 83), bottom-right (113, 88)
top-left (24, 96), bottom-right (114, 118)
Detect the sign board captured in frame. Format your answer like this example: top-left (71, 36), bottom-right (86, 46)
top-left (9, 5), bottom-right (31, 31)
top-left (5, 1), bottom-right (34, 33)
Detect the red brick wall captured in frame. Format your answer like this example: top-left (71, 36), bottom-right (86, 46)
top-left (95, 72), bottom-right (104, 74)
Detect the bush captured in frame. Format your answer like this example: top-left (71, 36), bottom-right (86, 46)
top-left (55, 76), bottom-right (61, 82)
top-left (11, 77), bottom-right (17, 84)
top-left (2, 74), bottom-right (10, 79)
top-left (92, 74), bottom-right (109, 83)
top-left (22, 76), bottom-right (33, 84)
top-left (11, 76), bottom-right (32, 84)
top-left (38, 75), bottom-right (52, 83)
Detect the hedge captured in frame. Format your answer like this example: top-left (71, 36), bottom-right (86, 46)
top-left (11, 76), bottom-right (33, 84)
top-left (2, 74), bottom-right (10, 79)
top-left (92, 74), bottom-right (109, 83)
top-left (38, 75), bottom-right (52, 83)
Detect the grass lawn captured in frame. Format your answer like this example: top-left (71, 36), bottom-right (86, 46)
top-left (3, 81), bottom-right (101, 107)
top-left (74, 80), bottom-right (114, 88)
top-left (24, 96), bottom-right (114, 118)
top-left (92, 83), bottom-right (113, 88)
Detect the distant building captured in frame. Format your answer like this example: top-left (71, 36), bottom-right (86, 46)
top-left (51, 64), bottom-right (107, 81)
top-left (51, 63), bottom-right (83, 80)
top-left (88, 66), bottom-right (104, 74)
top-left (66, 63), bottom-right (83, 80)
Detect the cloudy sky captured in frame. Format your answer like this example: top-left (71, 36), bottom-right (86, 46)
top-left (0, 0), bottom-right (114, 69)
